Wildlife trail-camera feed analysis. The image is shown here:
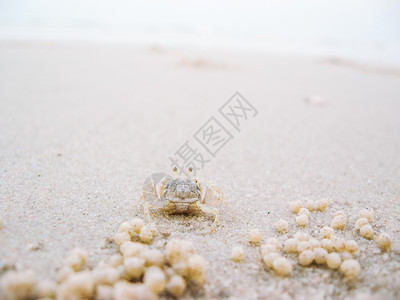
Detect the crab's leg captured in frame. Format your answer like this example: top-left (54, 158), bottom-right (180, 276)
top-left (197, 203), bottom-right (220, 233)
top-left (142, 175), bottom-right (161, 223)
top-left (134, 193), bottom-right (145, 211)
top-left (209, 184), bottom-right (225, 204)
top-left (145, 177), bottom-right (173, 235)
top-left (200, 183), bottom-right (209, 204)
top-left (201, 184), bottom-right (224, 205)
top-left (204, 183), bottom-right (234, 216)
top-left (143, 202), bottom-right (153, 223)
top-left (134, 174), bottom-right (157, 210)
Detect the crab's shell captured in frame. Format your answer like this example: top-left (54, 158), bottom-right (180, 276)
top-left (142, 175), bottom-right (202, 210)
top-left (161, 178), bottom-right (202, 213)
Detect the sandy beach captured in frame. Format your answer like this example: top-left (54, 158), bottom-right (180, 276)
top-left (0, 41), bottom-right (400, 299)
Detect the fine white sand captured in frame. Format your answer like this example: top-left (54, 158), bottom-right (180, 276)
top-left (0, 42), bottom-right (399, 299)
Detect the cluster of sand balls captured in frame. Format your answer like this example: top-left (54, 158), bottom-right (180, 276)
top-left (0, 219), bottom-right (207, 300)
top-left (289, 198), bottom-right (328, 228)
top-left (114, 218), bottom-right (156, 244)
top-left (233, 199), bottom-right (393, 281)
top-left (353, 209), bottom-right (392, 250)
top-left (0, 270), bottom-right (38, 300)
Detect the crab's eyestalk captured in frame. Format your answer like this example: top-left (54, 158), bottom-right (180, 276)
top-left (188, 167), bottom-right (193, 177)
top-left (172, 167), bottom-right (178, 177)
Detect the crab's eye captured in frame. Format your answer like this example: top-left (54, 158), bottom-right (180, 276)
top-left (172, 167), bottom-right (178, 176)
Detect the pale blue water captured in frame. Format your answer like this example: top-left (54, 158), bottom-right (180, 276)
top-left (1, 0), bottom-right (400, 65)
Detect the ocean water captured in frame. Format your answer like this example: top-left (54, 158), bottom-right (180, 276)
top-left (1, 0), bottom-right (400, 66)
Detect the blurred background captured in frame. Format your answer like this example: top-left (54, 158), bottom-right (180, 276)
top-left (1, 0), bottom-right (400, 66)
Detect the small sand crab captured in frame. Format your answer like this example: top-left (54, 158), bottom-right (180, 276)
top-left (137, 168), bottom-right (224, 233)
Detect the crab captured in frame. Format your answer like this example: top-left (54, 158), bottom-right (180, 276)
top-left (136, 167), bottom-right (225, 233)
